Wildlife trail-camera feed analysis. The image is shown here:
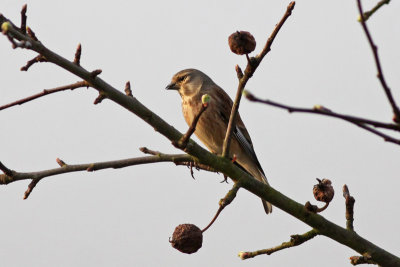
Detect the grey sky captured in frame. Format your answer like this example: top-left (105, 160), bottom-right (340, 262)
top-left (1, 0), bottom-right (399, 266)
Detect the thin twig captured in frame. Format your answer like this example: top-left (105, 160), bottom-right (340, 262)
top-left (343, 185), bottom-right (355, 231)
top-left (0, 81), bottom-right (89, 111)
top-left (239, 229), bottom-right (319, 259)
top-left (356, 0), bottom-right (400, 123)
top-left (360, 0), bottom-right (390, 22)
top-left (20, 55), bottom-right (47, 71)
top-left (174, 103), bottom-right (208, 149)
top-left (0, 153), bottom-right (194, 186)
top-left (221, 1), bottom-right (296, 158)
top-left (245, 91), bottom-right (400, 131)
top-left (23, 178), bottom-right (41, 199)
top-left (244, 92), bottom-right (400, 145)
top-left (202, 182), bottom-right (241, 233)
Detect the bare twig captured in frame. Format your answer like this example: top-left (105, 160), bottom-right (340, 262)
top-left (73, 43), bottom-right (82, 65)
top-left (343, 185), bottom-right (355, 231)
top-left (202, 182), bottom-right (241, 233)
top-left (20, 54), bottom-right (47, 71)
top-left (221, 1), bottom-right (296, 158)
top-left (174, 103), bottom-right (208, 149)
top-left (93, 93), bottom-right (106, 104)
top-left (245, 92), bottom-right (400, 132)
top-left (238, 229), bottom-right (319, 259)
top-left (0, 81), bottom-right (89, 111)
top-left (356, 0), bottom-right (400, 123)
top-left (359, 0), bottom-right (390, 22)
top-left (0, 153), bottom-right (194, 186)
top-left (244, 92), bottom-right (400, 145)
top-left (23, 178), bottom-right (41, 199)
top-left (90, 69), bottom-right (102, 78)
top-left (20, 4), bottom-right (27, 34)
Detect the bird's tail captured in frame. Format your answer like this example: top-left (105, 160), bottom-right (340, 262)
top-left (256, 170), bottom-right (273, 214)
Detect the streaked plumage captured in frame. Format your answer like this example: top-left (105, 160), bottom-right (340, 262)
top-left (166, 69), bottom-right (272, 214)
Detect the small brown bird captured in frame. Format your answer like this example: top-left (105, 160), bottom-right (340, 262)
top-left (166, 69), bottom-right (272, 214)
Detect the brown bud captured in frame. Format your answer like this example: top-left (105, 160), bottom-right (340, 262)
top-left (228, 31), bottom-right (256, 55)
top-left (313, 178), bottom-right (334, 203)
top-left (170, 224), bottom-right (203, 254)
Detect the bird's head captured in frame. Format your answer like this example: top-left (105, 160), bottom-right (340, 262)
top-left (166, 69), bottom-right (212, 98)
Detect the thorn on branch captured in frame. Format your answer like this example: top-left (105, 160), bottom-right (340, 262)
top-left (56, 158), bottom-right (67, 167)
top-left (343, 185), bottom-right (355, 231)
top-left (125, 81), bottom-right (133, 97)
top-left (20, 55), bottom-right (47, 71)
top-left (235, 65), bottom-right (243, 80)
top-left (139, 147), bottom-right (160, 156)
top-left (239, 229), bottom-right (319, 260)
top-left (93, 93), bottom-right (106, 105)
top-left (90, 69), bottom-right (102, 78)
top-left (73, 43), bottom-right (82, 65)
top-left (26, 26), bottom-right (38, 41)
top-left (23, 178), bottom-right (41, 199)
top-left (20, 4), bottom-right (27, 34)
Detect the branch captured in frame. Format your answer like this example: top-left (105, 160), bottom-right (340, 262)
top-left (359, 0), bottom-right (390, 22)
top-left (174, 99), bottom-right (208, 150)
top-left (221, 1), bottom-right (296, 158)
top-left (244, 91), bottom-right (400, 145)
top-left (0, 153), bottom-right (194, 186)
top-left (1, 8), bottom-right (400, 265)
top-left (0, 81), bottom-right (89, 111)
top-left (239, 229), bottom-right (319, 259)
top-left (202, 182), bottom-right (241, 233)
top-left (356, 0), bottom-right (400, 123)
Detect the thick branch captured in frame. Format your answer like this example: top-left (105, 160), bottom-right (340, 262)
top-left (221, 1), bottom-right (295, 158)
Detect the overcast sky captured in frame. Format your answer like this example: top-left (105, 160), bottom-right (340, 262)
top-left (1, 1), bottom-right (399, 266)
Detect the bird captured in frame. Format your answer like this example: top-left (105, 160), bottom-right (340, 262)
top-left (166, 68), bottom-right (272, 214)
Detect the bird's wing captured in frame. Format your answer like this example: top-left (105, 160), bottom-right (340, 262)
top-left (211, 85), bottom-right (265, 174)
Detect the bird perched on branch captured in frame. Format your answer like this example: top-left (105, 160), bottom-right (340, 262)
top-left (166, 68), bottom-right (272, 214)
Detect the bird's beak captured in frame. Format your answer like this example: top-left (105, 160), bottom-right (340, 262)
top-left (165, 82), bottom-right (179, 90)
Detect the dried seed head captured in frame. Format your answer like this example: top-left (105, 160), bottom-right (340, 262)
top-left (228, 31), bottom-right (256, 55)
top-left (170, 224), bottom-right (203, 254)
top-left (313, 178), bottom-right (334, 203)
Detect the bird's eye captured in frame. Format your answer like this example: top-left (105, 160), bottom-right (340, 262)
top-left (177, 76), bottom-right (186, 82)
